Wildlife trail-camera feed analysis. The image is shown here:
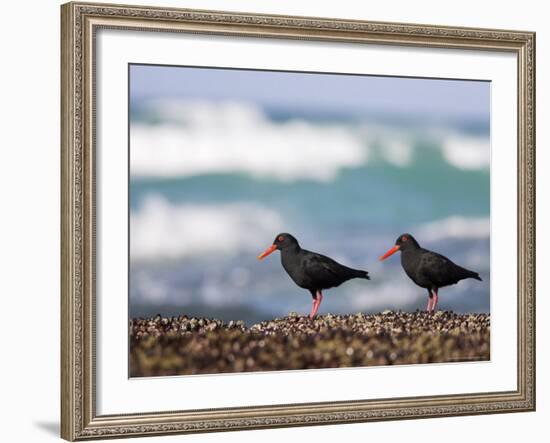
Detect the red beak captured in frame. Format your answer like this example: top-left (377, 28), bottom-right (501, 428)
top-left (257, 244), bottom-right (277, 260)
top-left (379, 245), bottom-right (400, 261)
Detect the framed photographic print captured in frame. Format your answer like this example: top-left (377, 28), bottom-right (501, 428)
top-left (61, 1), bottom-right (536, 440)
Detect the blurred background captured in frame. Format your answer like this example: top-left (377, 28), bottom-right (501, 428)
top-left (129, 65), bottom-right (490, 325)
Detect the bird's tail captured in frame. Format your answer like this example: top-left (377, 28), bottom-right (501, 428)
top-left (467, 270), bottom-right (482, 281)
top-left (351, 269), bottom-right (370, 280)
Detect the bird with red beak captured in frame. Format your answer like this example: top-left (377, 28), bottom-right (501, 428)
top-left (258, 233), bottom-right (370, 319)
top-left (379, 233), bottom-right (482, 312)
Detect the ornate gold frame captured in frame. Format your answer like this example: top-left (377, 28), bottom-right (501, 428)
top-left (61, 2), bottom-right (536, 440)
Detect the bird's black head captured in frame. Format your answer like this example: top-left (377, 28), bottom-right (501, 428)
top-left (395, 233), bottom-right (420, 250)
top-left (257, 233), bottom-right (299, 260)
top-left (272, 233), bottom-right (299, 250)
top-left (380, 233), bottom-right (420, 261)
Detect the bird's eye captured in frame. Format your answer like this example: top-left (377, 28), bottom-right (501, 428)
top-left (278, 235), bottom-right (284, 242)
top-left (401, 236), bottom-right (408, 242)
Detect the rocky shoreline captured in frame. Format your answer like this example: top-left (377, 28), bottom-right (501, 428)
top-left (130, 311), bottom-right (490, 377)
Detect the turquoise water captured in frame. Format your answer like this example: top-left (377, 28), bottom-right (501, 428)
top-left (129, 101), bottom-right (490, 324)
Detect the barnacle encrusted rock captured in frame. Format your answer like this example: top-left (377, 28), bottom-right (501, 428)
top-left (129, 311), bottom-right (490, 377)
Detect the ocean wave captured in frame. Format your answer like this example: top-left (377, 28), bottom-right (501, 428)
top-left (441, 135), bottom-right (490, 170)
top-left (416, 216), bottom-right (490, 242)
top-left (374, 135), bottom-right (414, 167)
top-left (131, 100), bottom-right (367, 182)
top-left (130, 100), bottom-right (489, 181)
top-left (130, 195), bottom-right (285, 260)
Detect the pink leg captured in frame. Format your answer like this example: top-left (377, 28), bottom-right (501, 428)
top-left (309, 290), bottom-right (323, 319)
top-left (426, 296), bottom-right (434, 312)
top-left (432, 288), bottom-right (439, 311)
top-left (309, 300), bottom-right (318, 319)
top-left (309, 298), bottom-right (317, 319)
top-left (317, 292), bottom-right (323, 315)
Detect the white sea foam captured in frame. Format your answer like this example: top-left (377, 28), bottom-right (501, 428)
top-left (131, 100), bottom-right (367, 182)
top-left (441, 135), bottom-right (490, 170)
top-left (130, 195), bottom-right (285, 260)
top-left (416, 216), bottom-right (490, 242)
top-left (131, 270), bottom-right (179, 303)
top-left (131, 100), bottom-right (490, 181)
top-left (379, 137), bottom-right (414, 167)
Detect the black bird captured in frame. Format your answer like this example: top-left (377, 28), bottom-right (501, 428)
top-left (379, 233), bottom-right (482, 312)
top-left (258, 233), bottom-right (370, 319)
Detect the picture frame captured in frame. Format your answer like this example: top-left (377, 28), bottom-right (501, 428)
top-left (60, 1), bottom-right (536, 440)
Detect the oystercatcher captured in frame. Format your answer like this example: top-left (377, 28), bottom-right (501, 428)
top-left (379, 233), bottom-right (482, 312)
top-left (258, 233), bottom-right (370, 319)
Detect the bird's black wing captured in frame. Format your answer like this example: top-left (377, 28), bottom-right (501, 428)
top-left (418, 250), bottom-right (475, 287)
top-left (302, 251), bottom-right (370, 289)
top-left (300, 251), bottom-right (360, 289)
